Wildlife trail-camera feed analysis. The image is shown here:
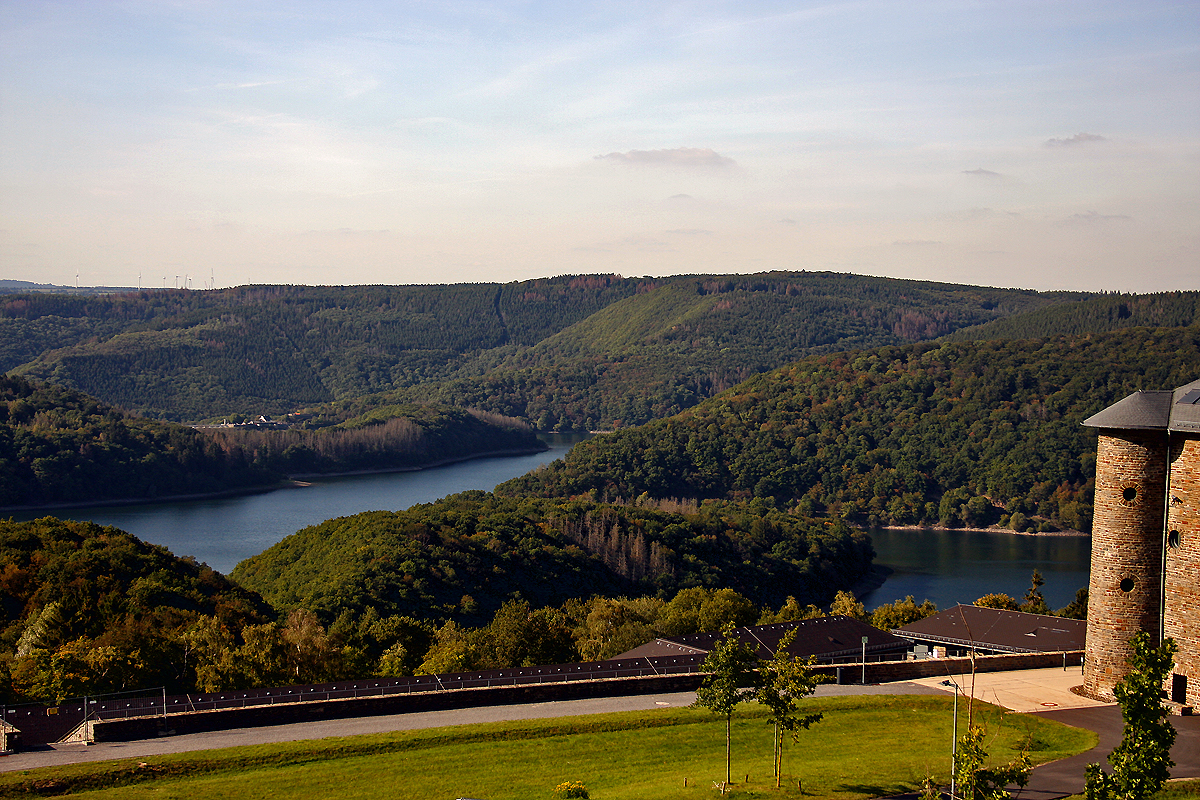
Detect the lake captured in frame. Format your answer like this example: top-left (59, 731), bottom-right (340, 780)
top-left (19, 433), bottom-right (1091, 610)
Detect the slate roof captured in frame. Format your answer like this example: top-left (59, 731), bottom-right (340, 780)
top-left (615, 615), bottom-right (910, 662)
top-left (893, 604), bottom-right (1085, 653)
top-left (1083, 378), bottom-right (1200, 433)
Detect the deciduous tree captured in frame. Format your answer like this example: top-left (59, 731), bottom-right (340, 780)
top-left (1085, 633), bottom-right (1177, 800)
top-left (693, 623), bottom-right (760, 790)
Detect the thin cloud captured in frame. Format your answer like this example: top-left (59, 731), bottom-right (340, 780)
top-left (1059, 211), bottom-right (1132, 227)
top-left (595, 148), bottom-right (736, 168)
top-left (1044, 132), bottom-right (1107, 147)
top-left (666, 228), bottom-right (712, 236)
top-left (893, 240), bottom-right (941, 246)
top-left (962, 168), bottom-right (1002, 177)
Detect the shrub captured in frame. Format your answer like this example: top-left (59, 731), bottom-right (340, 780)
top-left (553, 780), bottom-right (589, 798)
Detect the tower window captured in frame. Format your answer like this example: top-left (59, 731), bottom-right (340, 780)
top-left (1122, 486), bottom-right (1138, 502)
top-left (1120, 578), bottom-right (1135, 593)
top-left (1168, 530), bottom-right (1181, 549)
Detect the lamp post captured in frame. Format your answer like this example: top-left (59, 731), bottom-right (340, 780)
top-left (941, 679), bottom-right (960, 799)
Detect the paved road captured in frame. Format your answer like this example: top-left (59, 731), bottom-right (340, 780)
top-left (0, 682), bottom-right (941, 773)
top-left (4, 670), bottom-right (1197, 800)
top-left (1017, 706), bottom-right (1200, 800)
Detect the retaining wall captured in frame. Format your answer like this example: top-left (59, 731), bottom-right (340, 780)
top-left (90, 651), bottom-right (1082, 743)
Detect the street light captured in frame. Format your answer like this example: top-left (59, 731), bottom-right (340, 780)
top-left (861, 636), bottom-right (868, 684)
top-left (940, 679), bottom-right (960, 799)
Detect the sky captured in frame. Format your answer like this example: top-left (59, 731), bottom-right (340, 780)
top-left (1, 1), bottom-right (1197, 293)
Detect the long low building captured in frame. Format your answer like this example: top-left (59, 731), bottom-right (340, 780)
top-left (615, 615), bottom-right (911, 663)
top-left (893, 604), bottom-right (1085, 657)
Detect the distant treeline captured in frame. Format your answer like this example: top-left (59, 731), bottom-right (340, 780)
top-left (0, 374), bottom-right (543, 508)
top-left (204, 406), bottom-right (542, 476)
top-left (500, 327), bottom-right (1200, 532)
top-left (0, 272), bottom-right (1092, 424)
top-left (0, 374), bottom-right (277, 507)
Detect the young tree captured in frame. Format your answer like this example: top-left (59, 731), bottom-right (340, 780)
top-left (953, 725), bottom-right (1031, 800)
top-left (756, 630), bottom-right (824, 788)
top-left (1020, 569), bottom-right (1050, 615)
top-left (1085, 633), bottom-right (1177, 800)
top-left (692, 623), bottom-right (760, 790)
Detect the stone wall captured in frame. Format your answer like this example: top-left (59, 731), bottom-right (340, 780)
top-left (90, 651), bottom-right (1082, 744)
top-left (1165, 434), bottom-right (1200, 707)
top-left (1085, 430), bottom-right (1168, 700)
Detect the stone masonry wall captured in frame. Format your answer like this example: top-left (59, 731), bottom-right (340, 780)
top-left (1165, 434), bottom-right (1200, 707)
top-left (1085, 430), bottom-right (1167, 700)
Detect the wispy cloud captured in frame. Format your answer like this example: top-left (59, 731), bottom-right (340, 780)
top-left (893, 240), bottom-right (941, 246)
top-left (962, 168), bottom-right (1002, 177)
top-left (1059, 211), bottom-right (1132, 226)
top-left (1044, 132), bottom-right (1107, 147)
top-left (595, 148), bottom-right (736, 168)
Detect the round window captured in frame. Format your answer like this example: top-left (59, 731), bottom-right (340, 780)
top-left (1120, 485), bottom-right (1140, 507)
top-left (1120, 578), bottom-right (1135, 593)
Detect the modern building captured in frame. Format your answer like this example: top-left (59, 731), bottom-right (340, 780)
top-left (1081, 378), bottom-right (1200, 707)
top-left (893, 604), bottom-right (1085, 657)
top-left (615, 615), bottom-right (910, 664)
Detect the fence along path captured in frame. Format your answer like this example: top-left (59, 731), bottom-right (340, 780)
top-left (2, 654), bottom-right (707, 747)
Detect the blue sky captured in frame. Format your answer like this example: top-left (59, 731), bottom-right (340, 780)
top-left (2, 1), bottom-right (1197, 291)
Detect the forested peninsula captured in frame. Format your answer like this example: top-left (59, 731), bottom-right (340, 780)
top-left (0, 374), bottom-right (543, 509)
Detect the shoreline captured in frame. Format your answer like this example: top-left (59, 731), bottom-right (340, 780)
top-left (0, 445), bottom-right (550, 515)
top-left (877, 524), bottom-right (1089, 538)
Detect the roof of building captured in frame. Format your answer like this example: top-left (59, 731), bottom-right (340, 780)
top-left (1083, 378), bottom-right (1200, 433)
top-left (893, 604), bottom-right (1085, 653)
top-left (614, 615), bottom-right (910, 662)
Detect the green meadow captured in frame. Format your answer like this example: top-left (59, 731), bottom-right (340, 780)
top-left (0, 696), bottom-right (1096, 799)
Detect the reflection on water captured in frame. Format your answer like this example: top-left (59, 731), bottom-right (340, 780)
top-left (862, 527), bottom-right (1091, 611)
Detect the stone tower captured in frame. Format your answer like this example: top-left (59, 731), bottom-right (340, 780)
top-left (1082, 379), bottom-right (1200, 706)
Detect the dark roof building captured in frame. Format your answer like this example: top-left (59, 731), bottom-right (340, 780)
top-left (894, 604), bottom-right (1085, 656)
top-left (615, 615), bottom-right (910, 663)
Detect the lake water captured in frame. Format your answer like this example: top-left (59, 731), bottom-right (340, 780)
top-left (19, 433), bottom-right (1091, 610)
top-left (860, 528), bottom-right (1090, 612)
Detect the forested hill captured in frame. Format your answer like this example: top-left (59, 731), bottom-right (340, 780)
top-left (0, 374), bottom-right (278, 507)
top-left (0, 516), bottom-right (273, 701)
top-left (499, 326), bottom-right (1200, 533)
top-left (229, 492), bottom-right (873, 625)
top-left (945, 291), bottom-right (1200, 341)
top-left (0, 374), bottom-right (544, 509)
top-left (0, 276), bottom-right (645, 421)
top-left (2, 273), bottom-right (1075, 423)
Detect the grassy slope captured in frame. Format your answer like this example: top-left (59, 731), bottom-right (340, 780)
top-left (0, 697), bottom-right (1095, 799)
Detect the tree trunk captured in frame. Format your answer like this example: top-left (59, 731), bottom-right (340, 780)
top-left (726, 713), bottom-right (732, 786)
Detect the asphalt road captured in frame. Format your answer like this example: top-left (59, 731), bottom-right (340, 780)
top-left (0, 682), bottom-right (942, 773)
top-left (3, 674), bottom-right (1197, 800)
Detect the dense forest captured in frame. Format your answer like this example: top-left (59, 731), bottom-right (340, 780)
top-left (500, 327), bottom-right (1200, 532)
top-left (0, 273), bottom-right (1087, 424)
top-left (0, 513), bottom-right (874, 702)
top-left (0, 374), bottom-right (543, 508)
top-left (204, 406), bottom-right (542, 477)
top-left (0, 517), bottom-right (272, 702)
top-left (230, 492), bottom-right (873, 626)
top-left (0, 375), bottom-right (277, 507)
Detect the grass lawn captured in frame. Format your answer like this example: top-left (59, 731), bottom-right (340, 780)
top-left (0, 695), bottom-right (1096, 799)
